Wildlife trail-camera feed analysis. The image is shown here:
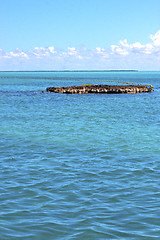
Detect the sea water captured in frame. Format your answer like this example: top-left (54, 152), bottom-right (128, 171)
top-left (0, 71), bottom-right (160, 239)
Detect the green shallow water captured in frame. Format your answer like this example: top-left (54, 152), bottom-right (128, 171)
top-left (0, 71), bottom-right (160, 239)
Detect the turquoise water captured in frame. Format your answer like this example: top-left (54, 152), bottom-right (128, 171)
top-left (0, 71), bottom-right (160, 239)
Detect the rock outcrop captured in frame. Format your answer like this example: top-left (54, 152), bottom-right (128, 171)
top-left (46, 84), bottom-right (154, 94)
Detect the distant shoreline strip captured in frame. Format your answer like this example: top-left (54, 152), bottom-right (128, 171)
top-left (0, 70), bottom-right (138, 73)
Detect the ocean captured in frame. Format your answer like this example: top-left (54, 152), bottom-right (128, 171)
top-left (0, 71), bottom-right (160, 239)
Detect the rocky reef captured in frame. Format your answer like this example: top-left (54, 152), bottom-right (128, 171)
top-left (46, 84), bottom-right (153, 94)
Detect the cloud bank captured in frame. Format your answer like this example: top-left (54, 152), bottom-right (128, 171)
top-left (0, 30), bottom-right (160, 71)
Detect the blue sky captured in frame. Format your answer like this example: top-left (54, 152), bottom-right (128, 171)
top-left (0, 0), bottom-right (160, 70)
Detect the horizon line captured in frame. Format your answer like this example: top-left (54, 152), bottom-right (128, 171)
top-left (0, 70), bottom-right (139, 72)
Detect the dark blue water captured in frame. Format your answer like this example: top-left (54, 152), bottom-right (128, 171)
top-left (0, 71), bottom-right (160, 239)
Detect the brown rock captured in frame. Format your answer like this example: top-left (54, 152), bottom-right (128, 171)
top-left (46, 84), bottom-right (154, 94)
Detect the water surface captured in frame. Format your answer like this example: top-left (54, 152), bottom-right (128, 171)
top-left (0, 71), bottom-right (160, 239)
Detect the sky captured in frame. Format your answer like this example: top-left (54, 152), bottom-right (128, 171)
top-left (0, 0), bottom-right (160, 71)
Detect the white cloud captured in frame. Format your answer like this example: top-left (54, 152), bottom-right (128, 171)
top-left (2, 48), bottom-right (29, 59)
top-left (67, 47), bottom-right (77, 56)
top-left (110, 30), bottom-right (160, 56)
top-left (48, 46), bottom-right (55, 54)
top-left (10, 49), bottom-right (28, 58)
top-left (63, 47), bottom-right (83, 59)
top-left (29, 46), bottom-right (57, 57)
top-left (32, 47), bottom-right (50, 57)
top-left (0, 30), bottom-right (160, 70)
top-left (96, 47), bottom-right (105, 53)
top-left (150, 30), bottom-right (160, 46)
top-left (111, 44), bottom-right (129, 55)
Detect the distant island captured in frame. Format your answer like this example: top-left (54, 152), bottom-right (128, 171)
top-left (50, 70), bottom-right (138, 72)
top-left (0, 70), bottom-right (138, 73)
